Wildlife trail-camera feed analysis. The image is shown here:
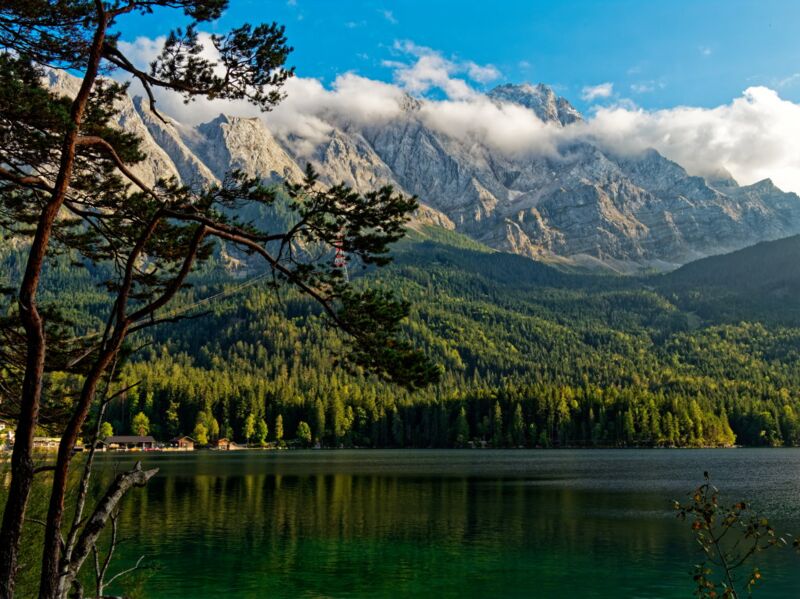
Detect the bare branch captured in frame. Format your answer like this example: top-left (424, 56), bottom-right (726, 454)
top-left (75, 135), bottom-right (163, 200)
top-left (104, 554), bottom-right (146, 588)
top-left (61, 462), bottom-right (158, 592)
top-left (127, 225), bottom-right (207, 322)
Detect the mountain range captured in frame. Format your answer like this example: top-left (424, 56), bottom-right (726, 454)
top-left (7, 73), bottom-right (800, 448)
top-left (48, 71), bottom-right (800, 273)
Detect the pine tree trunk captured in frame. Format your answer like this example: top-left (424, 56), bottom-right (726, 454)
top-left (0, 10), bottom-right (107, 596)
top-left (0, 198), bottom-right (55, 599)
top-left (39, 358), bottom-right (113, 598)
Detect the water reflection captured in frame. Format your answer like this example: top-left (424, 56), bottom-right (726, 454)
top-left (87, 450), bottom-right (800, 598)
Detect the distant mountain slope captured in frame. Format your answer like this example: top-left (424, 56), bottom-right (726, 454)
top-left (6, 211), bottom-right (800, 447)
top-left (44, 71), bottom-right (800, 272)
top-left (658, 234), bottom-right (800, 323)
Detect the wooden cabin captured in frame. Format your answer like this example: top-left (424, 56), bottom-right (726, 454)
top-left (215, 438), bottom-right (231, 450)
top-left (32, 437), bottom-right (60, 451)
top-left (102, 435), bottom-right (157, 451)
top-left (169, 436), bottom-right (195, 451)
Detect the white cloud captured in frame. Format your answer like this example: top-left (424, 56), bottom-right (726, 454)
top-left (384, 40), bottom-right (501, 100)
top-left (777, 73), bottom-right (800, 88)
top-left (581, 82), bottom-right (614, 101)
top-left (466, 61), bottom-right (501, 83)
top-left (386, 42), bottom-right (474, 100)
top-left (418, 97), bottom-right (561, 156)
top-left (630, 82), bottom-right (654, 94)
top-left (578, 86), bottom-right (800, 192)
top-left (380, 9), bottom-right (397, 24)
top-left (630, 80), bottom-right (665, 94)
top-left (111, 35), bottom-right (800, 194)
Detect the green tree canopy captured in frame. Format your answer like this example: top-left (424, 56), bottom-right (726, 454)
top-left (296, 421), bottom-right (312, 447)
top-left (193, 422), bottom-right (209, 447)
top-left (99, 421), bottom-right (113, 440)
top-left (131, 412), bottom-right (150, 437)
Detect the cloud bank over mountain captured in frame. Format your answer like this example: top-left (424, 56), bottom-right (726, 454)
top-left (117, 36), bottom-right (800, 194)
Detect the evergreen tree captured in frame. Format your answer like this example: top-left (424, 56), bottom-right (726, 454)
top-left (455, 407), bottom-right (469, 446)
top-left (257, 419), bottom-right (269, 446)
top-left (314, 400), bottom-right (327, 445)
top-left (492, 402), bottom-right (503, 447)
top-left (511, 404), bottom-right (525, 447)
top-left (391, 410), bottom-right (404, 447)
top-left (131, 412), bottom-right (150, 437)
top-left (243, 414), bottom-right (256, 445)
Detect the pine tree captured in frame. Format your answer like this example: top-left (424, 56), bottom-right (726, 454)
top-left (257, 419), bottom-right (269, 447)
top-left (511, 403), bottom-right (525, 447)
top-left (243, 414), bottom-right (256, 445)
top-left (455, 406), bottom-right (469, 446)
top-left (314, 400), bottom-right (326, 445)
top-left (0, 3), bottom-right (437, 593)
top-left (491, 402), bottom-right (503, 447)
top-left (131, 412), bottom-right (150, 436)
top-left (391, 409), bottom-right (404, 447)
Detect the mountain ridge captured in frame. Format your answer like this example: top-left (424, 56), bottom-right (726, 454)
top-left (45, 71), bottom-right (800, 272)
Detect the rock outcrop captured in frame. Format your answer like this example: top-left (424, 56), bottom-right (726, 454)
top-left (45, 73), bottom-right (800, 272)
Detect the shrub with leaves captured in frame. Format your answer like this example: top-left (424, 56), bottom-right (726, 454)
top-left (674, 472), bottom-right (799, 598)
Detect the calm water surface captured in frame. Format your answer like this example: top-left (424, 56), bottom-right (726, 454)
top-left (89, 449), bottom-right (800, 598)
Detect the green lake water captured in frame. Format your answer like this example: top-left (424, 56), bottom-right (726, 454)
top-left (86, 449), bottom-right (800, 598)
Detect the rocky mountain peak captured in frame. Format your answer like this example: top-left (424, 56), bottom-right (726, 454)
top-left (488, 83), bottom-right (582, 126)
top-left (41, 71), bottom-right (800, 273)
top-left (399, 94), bottom-right (423, 113)
top-left (190, 113), bottom-right (303, 183)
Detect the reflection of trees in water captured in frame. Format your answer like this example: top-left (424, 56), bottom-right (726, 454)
top-left (114, 472), bottom-right (679, 557)
top-left (64, 457), bottom-right (800, 597)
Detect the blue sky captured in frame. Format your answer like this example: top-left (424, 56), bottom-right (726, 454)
top-left (114, 1), bottom-right (800, 193)
top-left (118, 0), bottom-right (800, 112)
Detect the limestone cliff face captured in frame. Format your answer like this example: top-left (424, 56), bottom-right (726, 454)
top-left (45, 70), bottom-right (181, 188)
top-left (45, 73), bottom-right (800, 271)
top-left (356, 89), bottom-right (800, 272)
top-left (488, 83), bottom-right (582, 126)
top-left (132, 97), bottom-right (218, 189)
top-left (187, 114), bottom-right (305, 184)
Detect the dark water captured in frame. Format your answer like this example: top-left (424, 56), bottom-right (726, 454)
top-left (89, 449), bottom-right (800, 598)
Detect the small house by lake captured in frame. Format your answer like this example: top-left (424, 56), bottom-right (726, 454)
top-left (169, 436), bottom-right (195, 451)
top-left (32, 437), bottom-right (60, 451)
top-left (103, 435), bottom-right (157, 451)
top-left (0, 420), bottom-right (14, 449)
top-left (215, 438), bottom-right (232, 450)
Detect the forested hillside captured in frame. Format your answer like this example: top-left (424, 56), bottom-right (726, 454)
top-left (4, 228), bottom-right (800, 448)
top-left (660, 234), bottom-right (800, 324)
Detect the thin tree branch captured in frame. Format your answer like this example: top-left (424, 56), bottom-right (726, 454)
top-left (75, 135), bottom-right (163, 201)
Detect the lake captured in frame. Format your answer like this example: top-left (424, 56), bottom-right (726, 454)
top-left (88, 449), bottom-right (800, 598)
